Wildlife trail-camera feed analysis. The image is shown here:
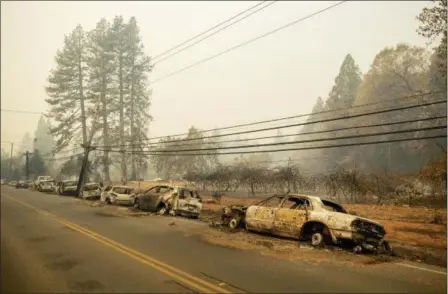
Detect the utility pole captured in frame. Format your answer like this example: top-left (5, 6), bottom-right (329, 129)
top-left (24, 151), bottom-right (34, 181)
top-left (9, 143), bottom-right (14, 180)
top-left (75, 94), bottom-right (101, 197)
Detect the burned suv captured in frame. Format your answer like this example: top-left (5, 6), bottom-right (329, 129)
top-left (221, 194), bottom-right (390, 253)
top-left (133, 185), bottom-right (202, 218)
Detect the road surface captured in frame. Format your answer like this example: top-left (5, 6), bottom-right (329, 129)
top-left (1, 186), bottom-right (446, 293)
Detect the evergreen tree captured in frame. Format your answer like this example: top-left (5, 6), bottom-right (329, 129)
top-left (321, 54), bottom-right (362, 170)
top-left (33, 116), bottom-right (55, 155)
top-left (86, 18), bottom-right (116, 182)
top-left (110, 15), bottom-right (129, 181)
top-left (124, 17), bottom-right (153, 180)
top-left (417, 0), bottom-right (447, 79)
top-left (28, 150), bottom-right (47, 177)
top-left (46, 25), bottom-right (89, 152)
top-left (19, 132), bottom-right (34, 154)
top-left (326, 54), bottom-right (362, 110)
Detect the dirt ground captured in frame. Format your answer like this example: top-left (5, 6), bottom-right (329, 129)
top-left (199, 195), bottom-right (447, 267)
top-left (100, 185), bottom-right (447, 266)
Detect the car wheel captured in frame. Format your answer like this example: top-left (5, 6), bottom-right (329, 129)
top-left (229, 216), bottom-right (241, 230)
top-left (311, 232), bottom-right (325, 247)
top-left (105, 198), bottom-right (111, 205)
top-left (157, 205), bottom-right (168, 215)
top-left (133, 199), bottom-right (140, 209)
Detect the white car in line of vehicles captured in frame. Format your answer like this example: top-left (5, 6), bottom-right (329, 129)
top-left (35, 176), bottom-right (53, 190)
top-left (101, 186), bottom-right (136, 205)
top-left (38, 180), bottom-right (55, 192)
top-left (81, 182), bottom-right (102, 200)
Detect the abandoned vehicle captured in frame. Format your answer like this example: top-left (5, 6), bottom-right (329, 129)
top-left (101, 186), bottom-right (136, 205)
top-left (57, 180), bottom-right (78, 196)
top-left (81, 182), bottom-right (102, 200)
top-left (221, 194), bottom-right (390, 252)
top-left (133, 185), bottom-right (202, 218)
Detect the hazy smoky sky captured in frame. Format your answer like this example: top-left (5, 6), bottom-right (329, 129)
top-left (1, 1), bottom-right (429, 151)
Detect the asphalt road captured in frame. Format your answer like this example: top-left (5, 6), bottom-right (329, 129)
top-left (1, 186), bottom-right (446, 293)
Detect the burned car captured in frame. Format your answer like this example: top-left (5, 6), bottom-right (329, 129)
top-left (34, 175), bottom-right (53, 189)
top-left (57, 180), bottom-right (79, 196)
top-left (101, 186), bottom-right (135, 206)
top-left (81, 182), bottom-right (102, 200)
top-left (221, 194), bottom-right (390, 253)
top-left (38, 180), bottom-right (56, 192)
top-left (15, 180), bottom-right (27, 189)
top-left (133, 185), bottom-right (202, 218)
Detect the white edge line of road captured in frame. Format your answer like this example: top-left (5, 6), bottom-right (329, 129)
top-left (396, 262), bottom-right (447, 275)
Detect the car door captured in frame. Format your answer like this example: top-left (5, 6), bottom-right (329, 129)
top-left (101, 186), bottom-right (112, 202)
top-left (245, 196), bottom-right (284, 233)
top-left (273, 196), bottom-right (310, 238)
top-left (115, 187), bottom-right (133, 203)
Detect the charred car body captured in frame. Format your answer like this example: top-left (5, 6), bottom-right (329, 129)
top-left (35, 176), bottom-right (53, 190)
top-left (81, 182), bottom-right (102, 200)
top-left (15, 180), bottom-right (27, 189)
top-left (57, 180), bottom-right (79, 196)
top-left (38, 180), bottom-right (56, 192)
top-left (133, 185), bottom-right (202, 218)
top-left (101, 186), bottom-right (135, 205)
top-left (221, 194), bottom-right (390, 253)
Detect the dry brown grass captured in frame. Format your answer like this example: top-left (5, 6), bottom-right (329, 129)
top-left (201, 195), bottom-right (447, 250)
top-left (126, 181), bottom-right (187, 190)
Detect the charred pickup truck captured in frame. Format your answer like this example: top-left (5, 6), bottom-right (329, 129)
top-left (221, 194), bottom-right (391, 253)
top-left (133, 185), bottom-right (202, 219)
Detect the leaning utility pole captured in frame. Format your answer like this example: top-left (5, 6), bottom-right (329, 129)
top-left (75, 95), bottom-right (101, 197)
top-left (24, 151), bottom-right (34, 181)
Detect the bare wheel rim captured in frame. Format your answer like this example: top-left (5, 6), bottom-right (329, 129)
top-left (229, 218), bottom-right (239, 229)
top-left (311, 233), bottom-right (323, 246)
top-left (158, 206), bottom-right (167, 215)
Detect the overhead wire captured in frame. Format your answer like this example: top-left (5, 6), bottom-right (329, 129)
top-left (99, 91), bottom-right (444, 147)
top-left (1, 109), bottom-right (44, 115)
top-left (152, 1), bottom-right (271, 61)
top-left (153, 1), bottom-right (278, 65)
top-left (104, 134), bottom-right (447, 156)
top-left (97, 125), bottom-right (446, 154)
top-left (95, 96), bottom-right (447, 148)
top-left (150, 1), bottom-right (348, 84)
top-left (102, 115), bottom-right (447, 149)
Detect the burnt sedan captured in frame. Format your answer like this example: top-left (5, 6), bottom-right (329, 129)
top-left (133, 185), bottom-right (202, 218)
top-left (221, 193), bottom-right (391, 253)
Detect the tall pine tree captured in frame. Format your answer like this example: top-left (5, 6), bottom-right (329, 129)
top-left (86, 18), bottom-right (116, 182)
top-left (124, 17), bottom-right (153, 180)
top-left (46, 25), bottom-right (89, 152)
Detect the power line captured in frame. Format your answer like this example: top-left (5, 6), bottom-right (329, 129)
top-left (152, 1), bottom-right (271, 61)
top-left (153, 1), bottom-right (277, 65)
top-left (1, 140), bottom-right (33, 149)
top-left (41, 146), bottom-right (84, 157)
top-left (1, 109), bottom-right (44, 115)
top-left (150, 1), bottom-right (347, 84)
top-left (98, 125), bottom-right (446, 154)
top-left (101, 91), bottom-right (443, 147)
top-left (43, 153), bottom-right (84, 162)
top-left (106, 115), bottom-right (448, 149)
top-left (96, 96), bottom-right (447, 148)
top-left (105, 134), bottom-right (447, 156)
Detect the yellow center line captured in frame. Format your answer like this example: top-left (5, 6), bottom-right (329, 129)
top-left (4, 194), bottom-right (233, 294)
